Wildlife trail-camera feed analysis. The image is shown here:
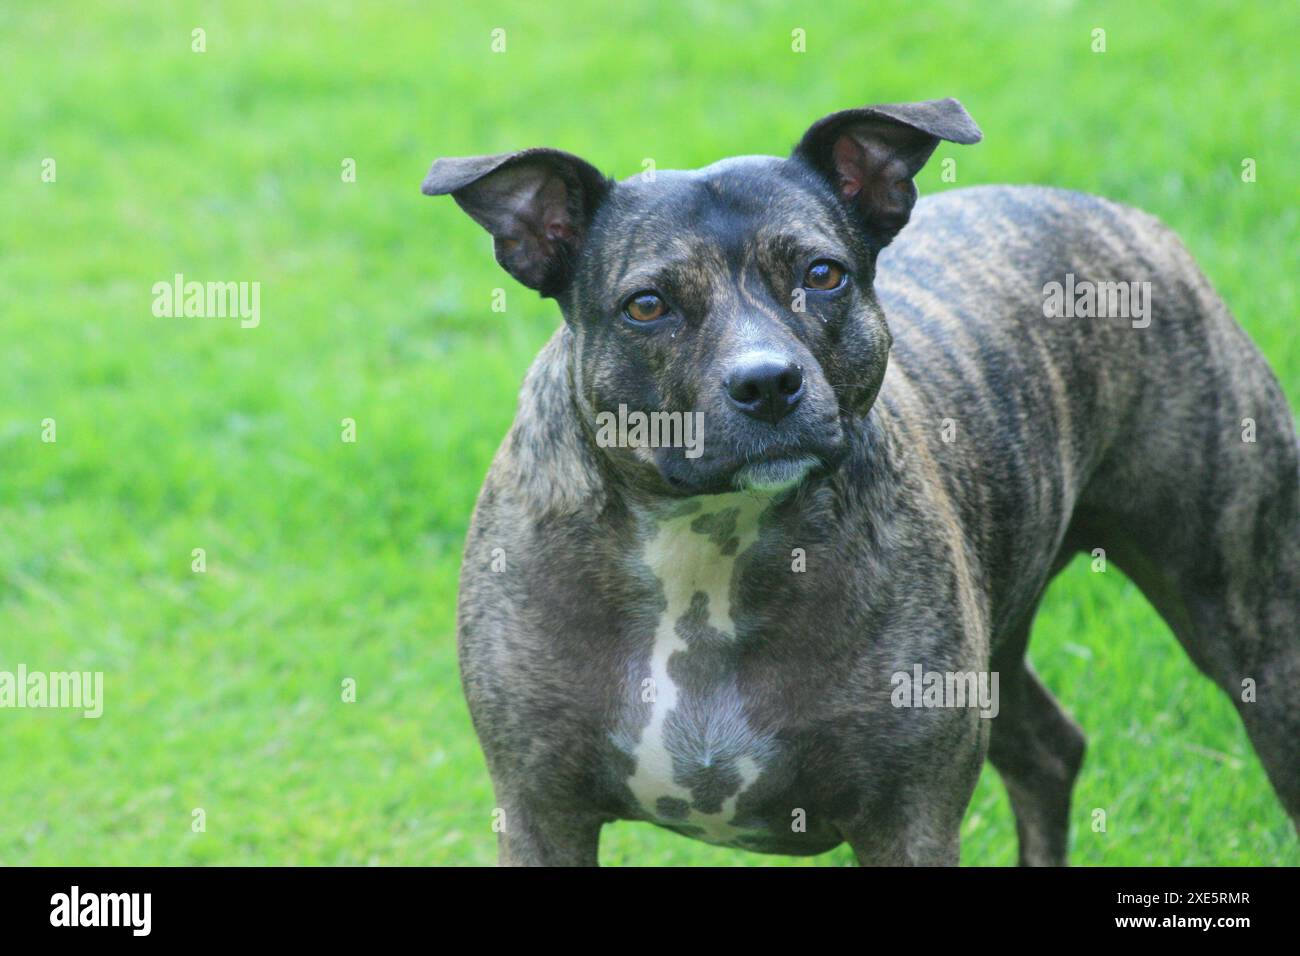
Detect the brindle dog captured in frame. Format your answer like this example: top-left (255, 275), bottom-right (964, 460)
top-left (422, 99), bottom-right (1299, 865)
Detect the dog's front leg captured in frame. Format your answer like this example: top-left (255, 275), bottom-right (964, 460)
top-left (842, 814), bottom-right (962, 867)
top-left (841, 721), bottom-right (987, 866)
top-left (494, 797), bottom-right (604, 866)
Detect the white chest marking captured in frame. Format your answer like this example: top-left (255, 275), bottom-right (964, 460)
top-left (625, 492), bottom-right (772, 842)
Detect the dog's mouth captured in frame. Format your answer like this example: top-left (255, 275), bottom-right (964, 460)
top-left (655, 439), bottom-right (846, 497)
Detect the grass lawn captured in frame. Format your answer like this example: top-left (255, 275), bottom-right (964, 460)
top-left (1, 0), bottom-right (1295, 865)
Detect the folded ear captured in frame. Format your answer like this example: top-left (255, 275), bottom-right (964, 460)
top-left (793, 98), bottom-right (981, 247)
top-left (421, 148), bottom-right (612, 296)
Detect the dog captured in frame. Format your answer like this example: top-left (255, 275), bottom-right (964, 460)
top-left (422, 98), bottom-right (1299, 865)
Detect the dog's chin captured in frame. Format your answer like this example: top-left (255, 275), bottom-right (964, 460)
top-left (731, 455), bottom-right (820, 494)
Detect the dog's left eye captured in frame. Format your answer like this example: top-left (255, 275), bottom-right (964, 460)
top-left (803, 260), bottom-right (846, 291)
top-left (623, 291), bottom-right (670, 323)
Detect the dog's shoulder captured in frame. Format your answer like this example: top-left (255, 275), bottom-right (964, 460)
top-left (479, 325), bottom-right (608, 521)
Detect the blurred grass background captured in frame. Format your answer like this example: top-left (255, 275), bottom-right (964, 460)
top-left (0, 0), bottom-right (1295, 865)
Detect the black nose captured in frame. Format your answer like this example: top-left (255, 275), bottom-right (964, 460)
top-left (724, 356), bottom-right (804, 424)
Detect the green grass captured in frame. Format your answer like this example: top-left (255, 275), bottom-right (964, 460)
top-left (0, 0), bottom-right (1295, 866)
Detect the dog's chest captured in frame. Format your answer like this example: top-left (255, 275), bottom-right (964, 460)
top-left (614, 493), bottom-right (800, 847)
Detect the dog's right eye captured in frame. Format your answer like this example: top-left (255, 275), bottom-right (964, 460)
top-left (623, 292), bottom-right (669, 323)
top-left (803, 259), bottom-right (847, 291)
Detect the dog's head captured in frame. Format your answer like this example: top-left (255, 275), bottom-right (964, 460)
top-left (423, 99), bottom-right (980, 496)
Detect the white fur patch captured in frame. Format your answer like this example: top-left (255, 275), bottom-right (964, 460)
top-left (625, 492), bottom-right (773, 842)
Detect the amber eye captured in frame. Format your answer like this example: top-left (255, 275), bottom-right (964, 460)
top-left (803, 260), bottom-right (846, 291)
top-left (623, 291), bottom-right (669, 323)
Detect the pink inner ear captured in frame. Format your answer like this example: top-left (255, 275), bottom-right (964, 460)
top-left (537, 176), bottom-right (574, 244)
top-left (831, 134), bottom-right (867, 200)
top-left (544, 217), bottom-right (573, 242)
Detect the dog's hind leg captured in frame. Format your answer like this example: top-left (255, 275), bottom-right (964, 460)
top-left (988, 641), bottom-right (1087, 866)
top-left (1174, 539), bottom-right (1300, 829)
top-left (1231, 604), bottom-right (1300, 830)
top-left (1195, 445), bottom-right (1300, 826)
top-left (1102, 523), bottom-right (1300, 831)
top-left (1080, 415), bottom-right (1300, 833)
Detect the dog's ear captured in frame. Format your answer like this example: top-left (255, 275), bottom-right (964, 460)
top-left (421, 148), bottom-right (612, 296)
top-left (793, 98), bottom-right (981, 247)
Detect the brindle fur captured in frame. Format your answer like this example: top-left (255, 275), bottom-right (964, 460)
top-left (425, 99), bottom-right (1300, 865)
